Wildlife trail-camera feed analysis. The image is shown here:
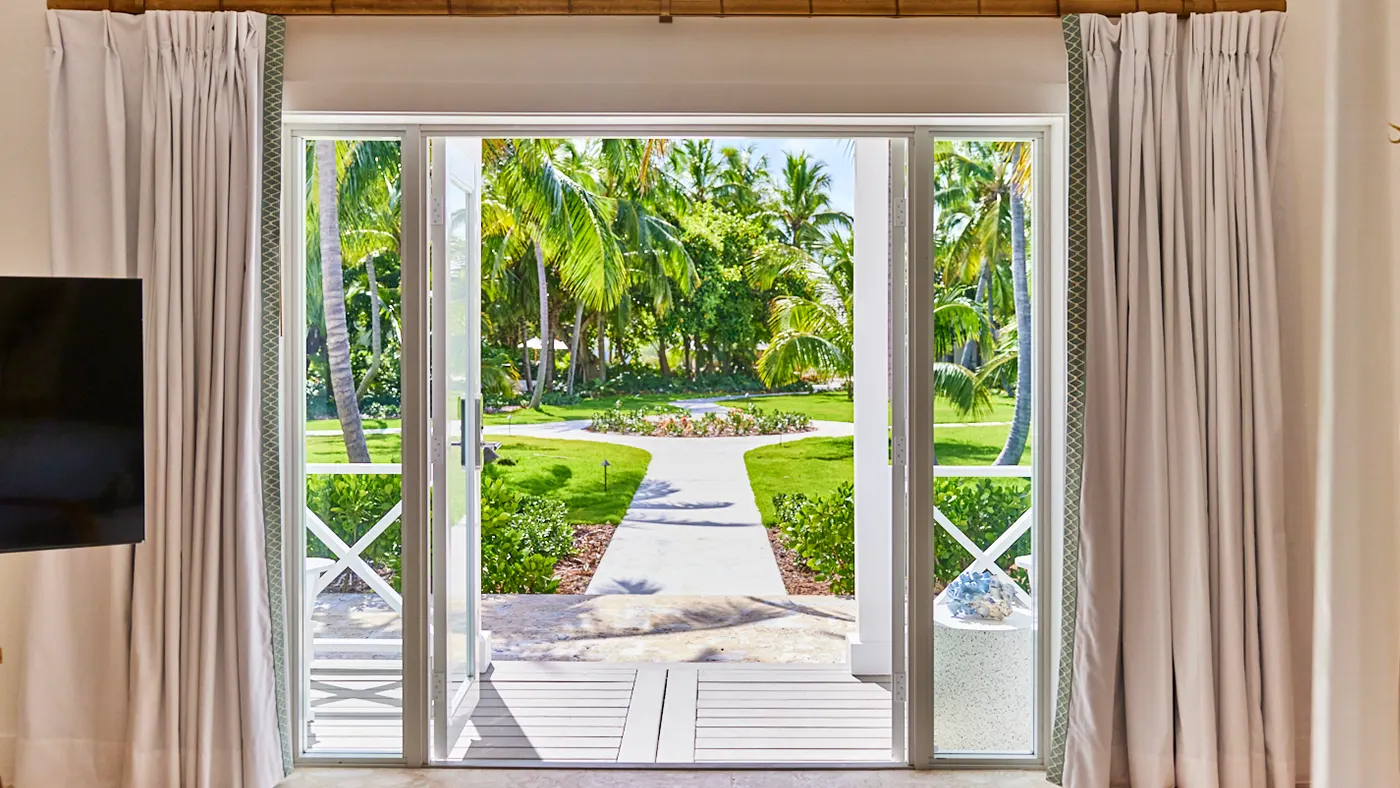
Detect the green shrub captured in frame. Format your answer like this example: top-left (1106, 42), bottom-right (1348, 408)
top-left (479, 477), bottom-right (572, 593)
top-left (305, 473), bottom-right (403, 591)
top-left (510, 496), bottom-right (573, 559)
top-left (769, 477), bottom-right (1032, 595)
top-left (933, 478), bottom-right (1031, 587)
top-left (772, 483), bottom-right (856, 595)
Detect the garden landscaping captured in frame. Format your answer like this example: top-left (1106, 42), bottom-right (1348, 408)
top-left (722, 390), bottom-right (1020, 425)
top-left (589, 403), bottom-right (813, 438)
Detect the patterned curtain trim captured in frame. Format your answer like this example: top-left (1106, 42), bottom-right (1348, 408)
top-left (1047, 13), bottom-right (1088, 785)
top-left (259, 13), bottom-right (292, 776)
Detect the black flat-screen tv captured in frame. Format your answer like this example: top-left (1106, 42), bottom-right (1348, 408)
top-left (0, 276), bottom-right (145, 553)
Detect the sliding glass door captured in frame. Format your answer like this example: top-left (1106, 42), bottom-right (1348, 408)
top-left (905, 126), bottom-right (1062, 767)
top-left (428, 136), bottom-right (486, 759)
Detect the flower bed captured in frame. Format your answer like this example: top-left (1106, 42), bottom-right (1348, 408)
top-left (589, 405), bottom-right (814, 437)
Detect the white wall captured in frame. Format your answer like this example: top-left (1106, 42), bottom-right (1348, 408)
top-left (0, 0), bottom-right (50, 780)
top-left (283, 16), bottom-right (1069, 116)
top-left (0, 4), bottom-right (1367, 785)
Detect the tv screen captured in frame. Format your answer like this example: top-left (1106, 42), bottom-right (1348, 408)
top-left (0, 277), bottom-right (145, 553)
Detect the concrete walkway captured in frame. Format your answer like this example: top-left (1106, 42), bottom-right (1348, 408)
top-left (486, 404), bottom-right (852, 597)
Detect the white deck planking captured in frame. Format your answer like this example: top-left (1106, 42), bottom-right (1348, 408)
top-left (307, 660), bottom-right (893, 764)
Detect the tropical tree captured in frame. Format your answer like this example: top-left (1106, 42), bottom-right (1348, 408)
top-left (594, 139), bottom-right (695, 386)
top-left (933, 141), bottom-right (1034, 464)
top-left (314, 140), bottom-right (370, 463)
top-left (755, 232), bottom-right (854, 392)
top-left (773, 153), bottom-right (851, 251)
top-left (483, 139), bottom-right (628, 410)
top-left (995, 141), bottom-right (1033, 465)
top-left (716, 145), bottom-right (772, 217)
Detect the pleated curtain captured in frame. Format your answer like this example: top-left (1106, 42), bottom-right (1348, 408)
top-left (1056, 12), bottom-right (1296, 788)
top-left (16, 11), bottom-right (284, 788)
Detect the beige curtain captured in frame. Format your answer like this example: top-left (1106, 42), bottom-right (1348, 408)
top-left (18, 11), bottom-right (281, 788)
top-left (1061, 12), bottom-right (1295, 788)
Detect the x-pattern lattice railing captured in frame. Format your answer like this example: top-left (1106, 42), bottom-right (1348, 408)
top-left (305, 462), bottom-right (404, 615)
top-left (933, 465), bottom-right (1034, 606)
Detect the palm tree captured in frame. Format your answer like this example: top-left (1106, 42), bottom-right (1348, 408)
top-left (597, 139), bottom-right (696, 384)
top-left (773, 153), bottom-right (851, 251)
top-left (337, 141), bottom-right (402, 401)
top-left (671, 139), bottom-right (724, 203)
top-left (757, 230), bottom-right (998, 417)
top-left (755, 233), bottom-right (855, 391)
top-left (483, 139), bottom-right (632, 410)
top-left (932, 141), bottom-right (1034, 464)
top-left (716, 145), bottom-right (772, 217)
top-left (994, 141), bottom-right (1033, 466)
top-left (314, 140), bottom-right (371, 463)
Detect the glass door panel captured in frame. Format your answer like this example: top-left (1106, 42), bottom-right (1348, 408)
top-left (924, 134), bottom-right (1039, 759)
top-left (297, 136), bottom-right (406, 757)
top-left (430, 136), bottom-right (484, 759)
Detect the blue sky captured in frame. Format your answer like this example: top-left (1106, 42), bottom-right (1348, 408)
top-left (706, 137), bottom-right (856, 218)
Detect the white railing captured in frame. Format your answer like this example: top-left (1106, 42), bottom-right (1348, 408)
top-left (932, 465), bottom-right (1034, 605)
top-left (305, 462), bottom-right (404, 655)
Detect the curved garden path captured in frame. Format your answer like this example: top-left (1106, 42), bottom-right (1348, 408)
top-left (486, 398), bottom-right (853, 596)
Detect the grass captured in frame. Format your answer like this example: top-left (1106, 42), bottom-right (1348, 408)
top-left (745, 437), bottom-right (855, 526)
top-left (306, 417), bottom-right (399, 432)
top-left (482, 435), bottom-right (650, 525)
top-left (484, 393), bottom-right (699, 426)
top-left (743, 426), bottom-right (1030, 525)
top-left (723, 390), bottom-right (1019, 424)
top-left (305, 432), bottom-right (403, 464)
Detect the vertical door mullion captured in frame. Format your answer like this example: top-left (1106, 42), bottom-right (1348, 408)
top-left (427, 137), bottom-right (449, 759)
top-left (888, 136), bottom-right (909, 766)
top-left (906, 129), bottom-right (937, 769)
top-left (400, 126), bottom-right (430, 768)
top-left (283, 130), bottom-right (310, 761)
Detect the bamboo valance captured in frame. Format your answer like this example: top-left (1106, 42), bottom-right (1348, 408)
top-left (47, 0), bottom-right (1286, 16)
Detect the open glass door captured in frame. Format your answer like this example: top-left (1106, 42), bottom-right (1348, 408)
top-left (429, 136), bottom-right (485, 759)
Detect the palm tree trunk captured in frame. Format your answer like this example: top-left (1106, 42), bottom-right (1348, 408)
top-left (596, 313), bottom-right (608, 384)
top-left (567, 300), bottom-right (584, 395)
top-left (657, 332), bottom-right (671, 378)
top-left (958, 261), bottom-right (991, 369)
top-left (995, 186), bottom-right (1032, 466)
top-left (528, 239), bottom-right (549, 409)
top-left (315, 140), bottom-right (370, 464)
top-left (683, 336), bottom-right (693, 379)
top-left (520, 321), bottom-right (533, 392)
top-left (355, 254), bottom-right (384, 399)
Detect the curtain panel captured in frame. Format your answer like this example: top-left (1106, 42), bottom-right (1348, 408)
top-left (1051, 11), bottom-right (1295, 788)
top-left (18, 11), bottom-right (286, 788)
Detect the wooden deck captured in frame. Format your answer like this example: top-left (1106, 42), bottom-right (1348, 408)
top-left (308, 660), bottom-right (894, 763)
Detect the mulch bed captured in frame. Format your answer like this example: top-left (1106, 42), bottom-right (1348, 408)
top-left (554, 523), bottom-right (617, 594)
top-left (766, 527), bottom-right (834, 596)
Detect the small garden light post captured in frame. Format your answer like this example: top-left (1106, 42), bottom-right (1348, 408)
top-left (601, 459), bottom-right (611, 491)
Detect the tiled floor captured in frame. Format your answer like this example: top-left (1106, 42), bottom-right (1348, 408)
top-left (279, 768), bottom-right (1054, 788)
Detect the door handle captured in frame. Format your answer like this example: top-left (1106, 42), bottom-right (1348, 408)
top-left (459, 397), bottom-right (467, 467)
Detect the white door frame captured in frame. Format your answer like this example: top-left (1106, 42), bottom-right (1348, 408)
top-left (282, 115), bottom-right (1065, 771)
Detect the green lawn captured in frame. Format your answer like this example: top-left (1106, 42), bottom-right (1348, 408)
top-left (306, 417), bottom-right (399, 432)
top-left (744, 426), bottom-right (1030, 525)
top-left (305, 432), bottom-right (403, 464)
top-left (723, 390), bottom-right (1019, 424)
top-left (482, 435), bottom-right (650, 525)
top-left (745, 437), bottom-right (855, 526)
top-left (484, 393), bottom-right (699, 426)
